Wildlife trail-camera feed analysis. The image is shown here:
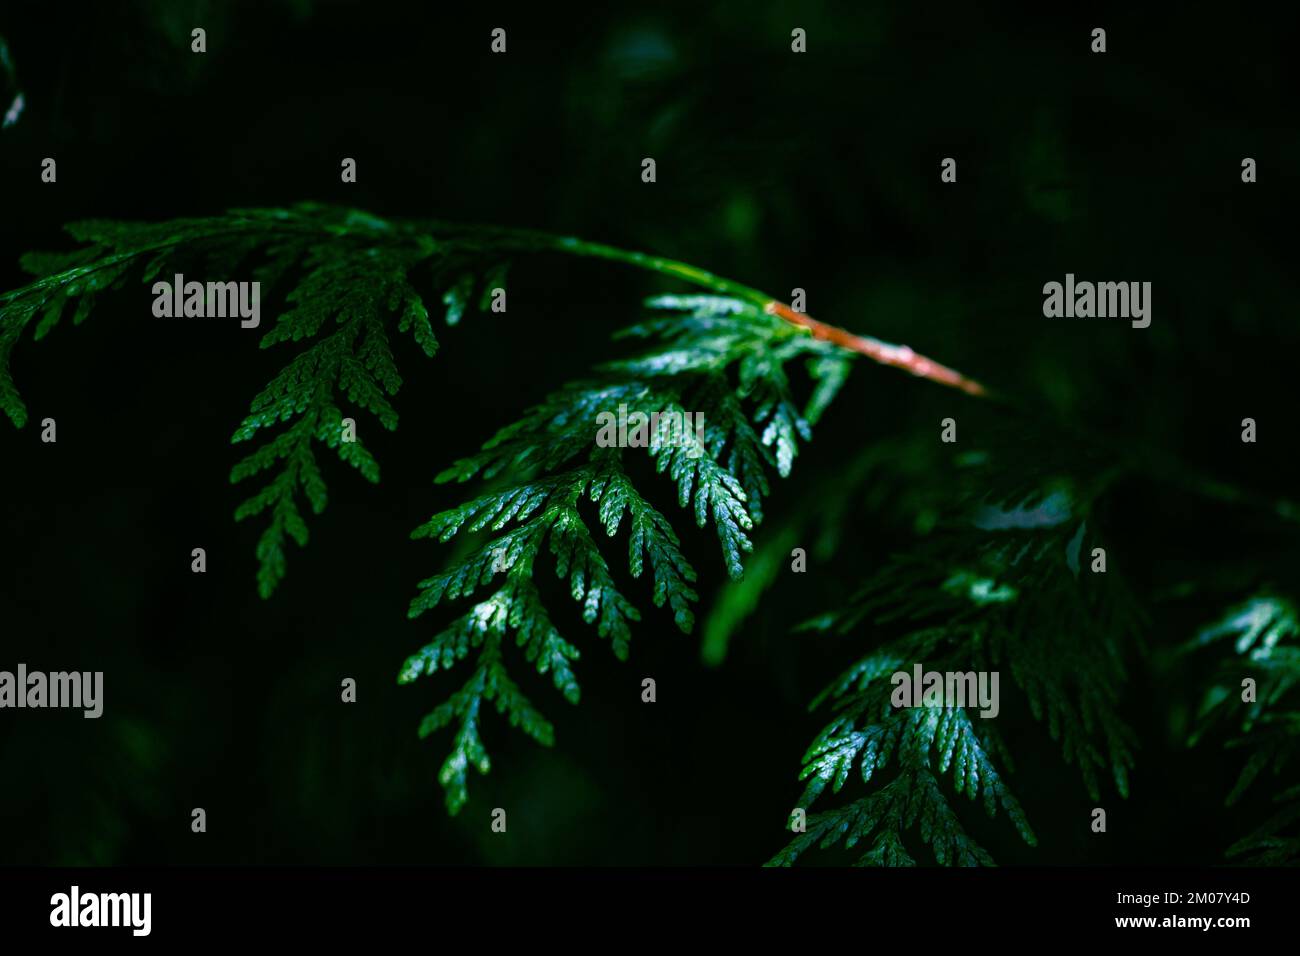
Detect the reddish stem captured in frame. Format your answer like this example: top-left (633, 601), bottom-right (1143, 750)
top-left (764, 301), bottom-right (987, 397)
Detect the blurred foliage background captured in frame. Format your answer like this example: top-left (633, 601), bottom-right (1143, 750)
top-left (1, 1), bottom-right (1298, 864)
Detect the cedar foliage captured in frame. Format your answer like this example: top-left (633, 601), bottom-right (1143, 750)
top-left (1185, 597), bottom-right (1300, 863)
top-left (3, 203), bottom-right (1298, 862)
top-left (400, 293), bottom-right (845, 811)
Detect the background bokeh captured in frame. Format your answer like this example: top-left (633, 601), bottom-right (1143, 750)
top-left (1, 1), bottom-right (1298, 864)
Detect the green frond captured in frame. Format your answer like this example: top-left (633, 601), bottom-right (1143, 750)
top-left (1187, 594), bottom-right (1300, 862)
top-left (775, 622), bottom-right (1035, 866)
top-left (404, 294), bottom-right (850, 812)
top-left (412, 634), bottom-right (557, 816)
top-left (776, 487), bottom-right (1141, 864)
top-left (2, 204), bottom-right (530, 594)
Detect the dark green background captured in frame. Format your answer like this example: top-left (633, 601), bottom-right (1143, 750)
top-left (1, 1), bottom-right (1298, 864)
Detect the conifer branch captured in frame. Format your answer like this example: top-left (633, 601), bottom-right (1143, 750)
top-left (1185, 596), bottom-right (1300, 863)
top-left (7, 203), bottom-right (1299, 838)
top-left (401, 294), bottom-right (847, 811)
top-left (771, 461), bottom-right (1143, 865)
